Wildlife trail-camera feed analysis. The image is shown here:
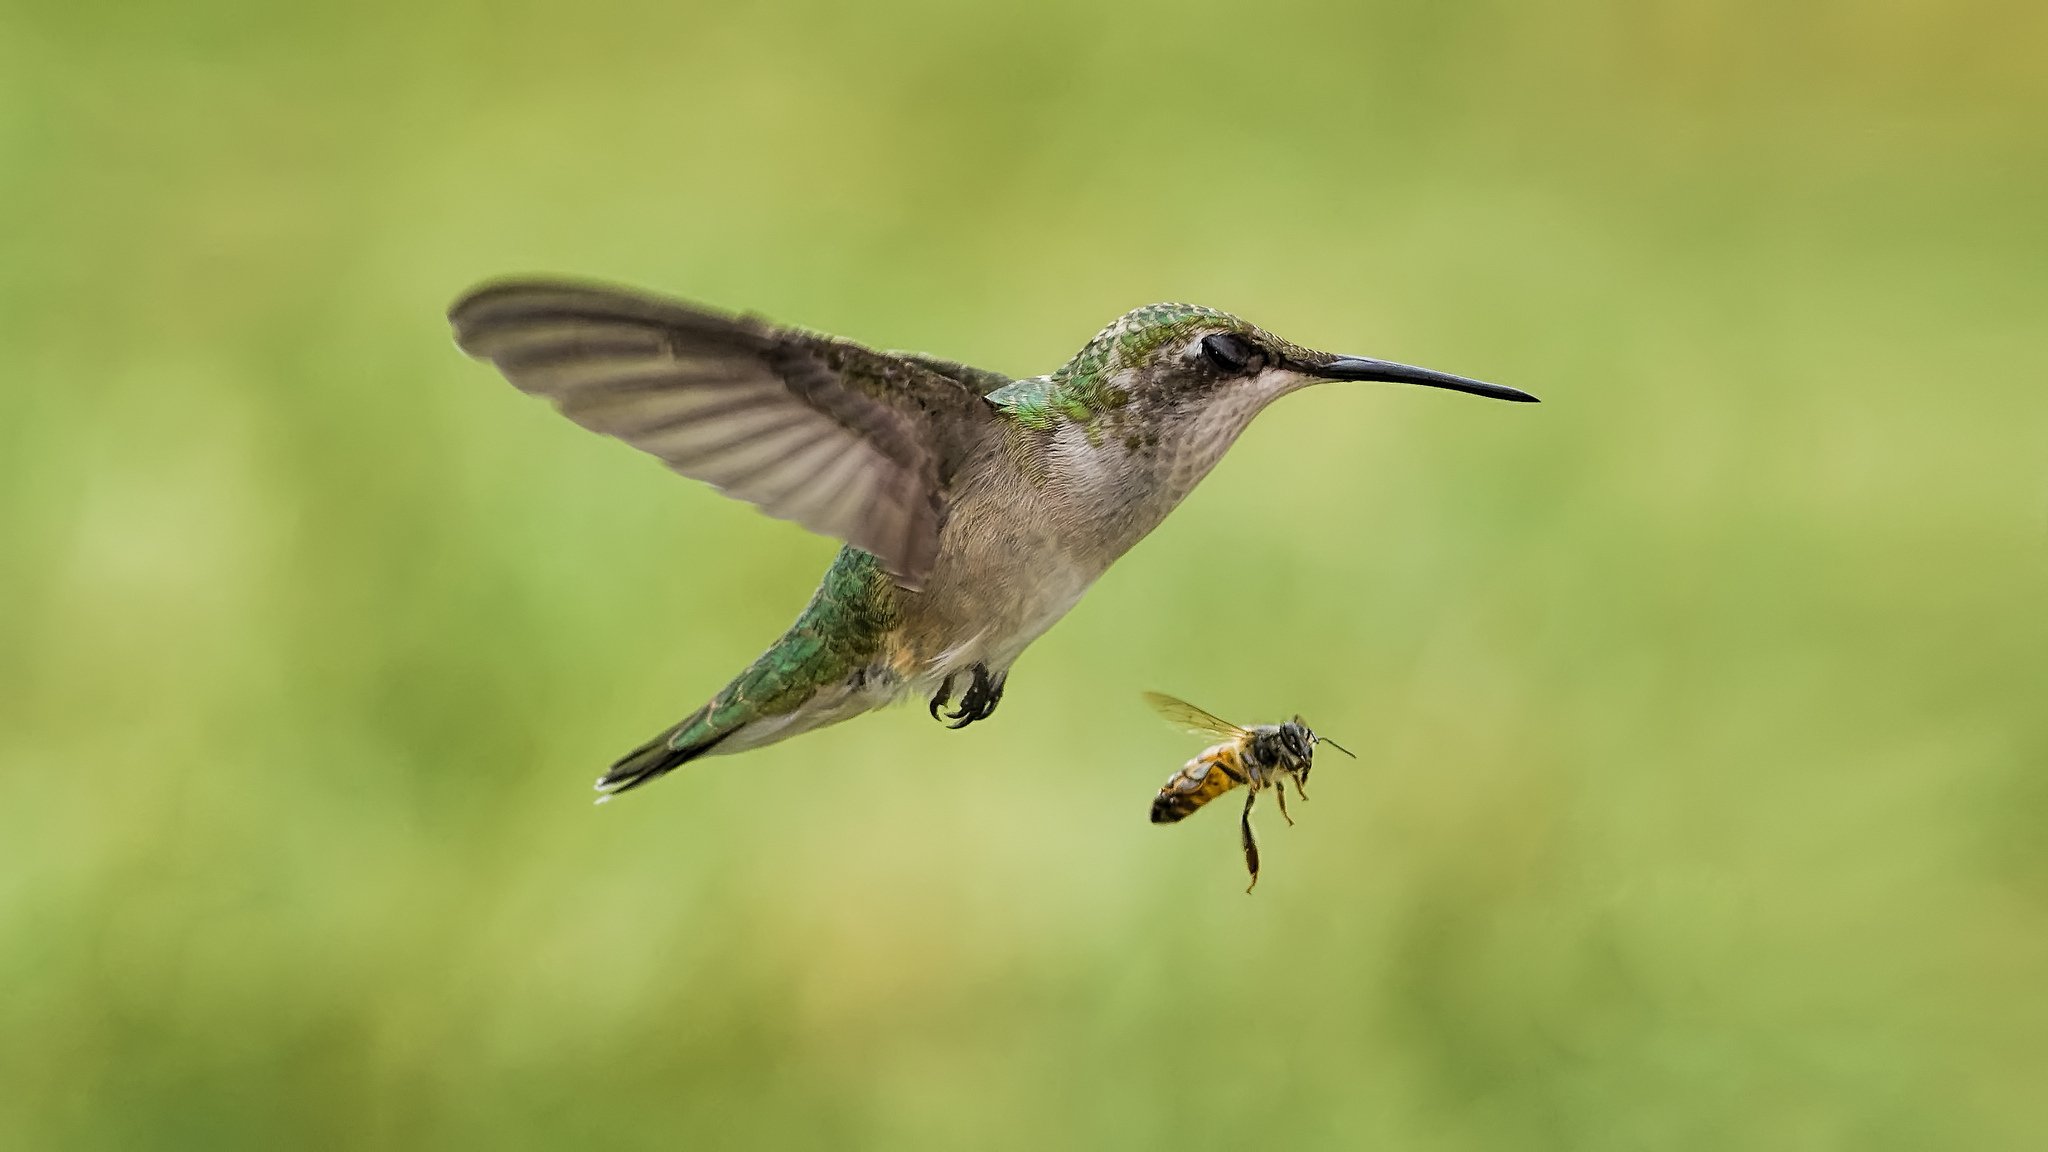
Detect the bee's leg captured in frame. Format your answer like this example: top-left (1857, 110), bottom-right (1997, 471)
top-left (1241, 788), bottom-right (1261, 893)
top-left (1293, 773), bottom-right (1310, 803)
top-left (1273, 776), bottom-right (1295, 826)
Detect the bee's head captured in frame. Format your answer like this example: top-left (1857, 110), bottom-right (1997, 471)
top-left (1295, 716), bottom-right (1356, 776)
top-left (1278, 718), bottom-right (1318, 775)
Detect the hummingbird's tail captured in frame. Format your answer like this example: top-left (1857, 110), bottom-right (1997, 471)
top-left (592, 549), bottom-right (897, 799)
top-left (596, 709), bottom-right (734, 797)
top-left (594, 654), bottom-right (873, 799)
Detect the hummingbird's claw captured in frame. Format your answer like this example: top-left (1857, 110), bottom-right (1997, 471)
top-left (932, 663), bottom-right (1005, 729)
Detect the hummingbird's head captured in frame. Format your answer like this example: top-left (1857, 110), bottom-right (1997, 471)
top-left (1057, 302), bottom-right (1538, 415)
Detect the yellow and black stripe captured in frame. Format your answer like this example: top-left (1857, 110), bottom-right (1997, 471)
top-left (1150, 743), bottom-right (1250, 824)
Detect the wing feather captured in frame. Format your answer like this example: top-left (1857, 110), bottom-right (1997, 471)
top-left (449, 279), bottom-right (994, 588)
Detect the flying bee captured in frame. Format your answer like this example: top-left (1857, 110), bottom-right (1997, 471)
top-left (1145, 691), bottom-right (1354, 892)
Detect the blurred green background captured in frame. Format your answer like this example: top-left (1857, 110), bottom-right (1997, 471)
top-left (4, 0), bottom-right (2047, 1147)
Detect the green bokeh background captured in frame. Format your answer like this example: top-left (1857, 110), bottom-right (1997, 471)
top-left (5, 1), bottom-right (2046, 1147)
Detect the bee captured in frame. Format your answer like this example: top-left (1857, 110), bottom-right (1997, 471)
top-left (1146, 691), bottom-right (1354, 892)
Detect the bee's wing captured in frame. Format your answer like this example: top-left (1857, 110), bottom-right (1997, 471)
top-left (1143, 692), bottom-right (1249, 740)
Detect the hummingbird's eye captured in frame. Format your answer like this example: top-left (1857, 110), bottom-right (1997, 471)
top-left (1200, 333), bottom-right (1257, 376)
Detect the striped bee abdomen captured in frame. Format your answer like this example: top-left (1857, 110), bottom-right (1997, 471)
top-left (1150, 743), bottom-right (1249, 824)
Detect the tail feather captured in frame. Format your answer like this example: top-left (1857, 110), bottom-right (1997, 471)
top-left (590, 547), bottom-right (895, 800)
top-left (595, 713), bottom-right (734, 799)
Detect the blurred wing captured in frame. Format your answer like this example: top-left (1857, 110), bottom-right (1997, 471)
top-left (1143, 691), bottom-right (1248, 739)
top-left (449, 279), bottom-right (995, 589)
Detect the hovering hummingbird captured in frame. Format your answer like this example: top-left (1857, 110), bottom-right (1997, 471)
top-left (448, 281), bottom-right (1536, 797)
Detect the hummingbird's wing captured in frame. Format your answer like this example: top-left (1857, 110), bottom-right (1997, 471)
top-left (449, 280), bottom-right (997, 590)
top-left (887, 353), bottom-right (1014, 396)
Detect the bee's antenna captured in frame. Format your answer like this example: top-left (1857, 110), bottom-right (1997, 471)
top-left (1319, 734), bottom-right (1357, 759)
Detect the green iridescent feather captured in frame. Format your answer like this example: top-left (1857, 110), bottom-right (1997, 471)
top-left (989, 303), bottom-right (1238, 431)
top-left (659, 547), bottom-right (899, 751)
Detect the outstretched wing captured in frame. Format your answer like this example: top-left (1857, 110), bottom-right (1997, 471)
top-left (1143, 691), bottom-right (1248, 740)
top-left (448, 279), bottom-right (995, 590)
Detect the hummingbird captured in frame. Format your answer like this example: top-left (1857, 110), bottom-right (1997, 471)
top-left (448, 280), bottom-right (1536, 796)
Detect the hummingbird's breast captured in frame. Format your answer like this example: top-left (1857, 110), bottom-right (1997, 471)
top-left (1050, 385), bottom-right (1281, 553)
top-left (880, 382), bottom-right (1289, 687)
top-left (880, 432), bottom-right (1097, 684)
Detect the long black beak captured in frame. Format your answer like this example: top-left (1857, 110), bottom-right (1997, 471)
top-left (1314, 356), bottom-right (1538, 403)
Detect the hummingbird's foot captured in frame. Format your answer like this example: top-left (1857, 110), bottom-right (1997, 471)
top-left (930, 662), bottom-right (1005, 729)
